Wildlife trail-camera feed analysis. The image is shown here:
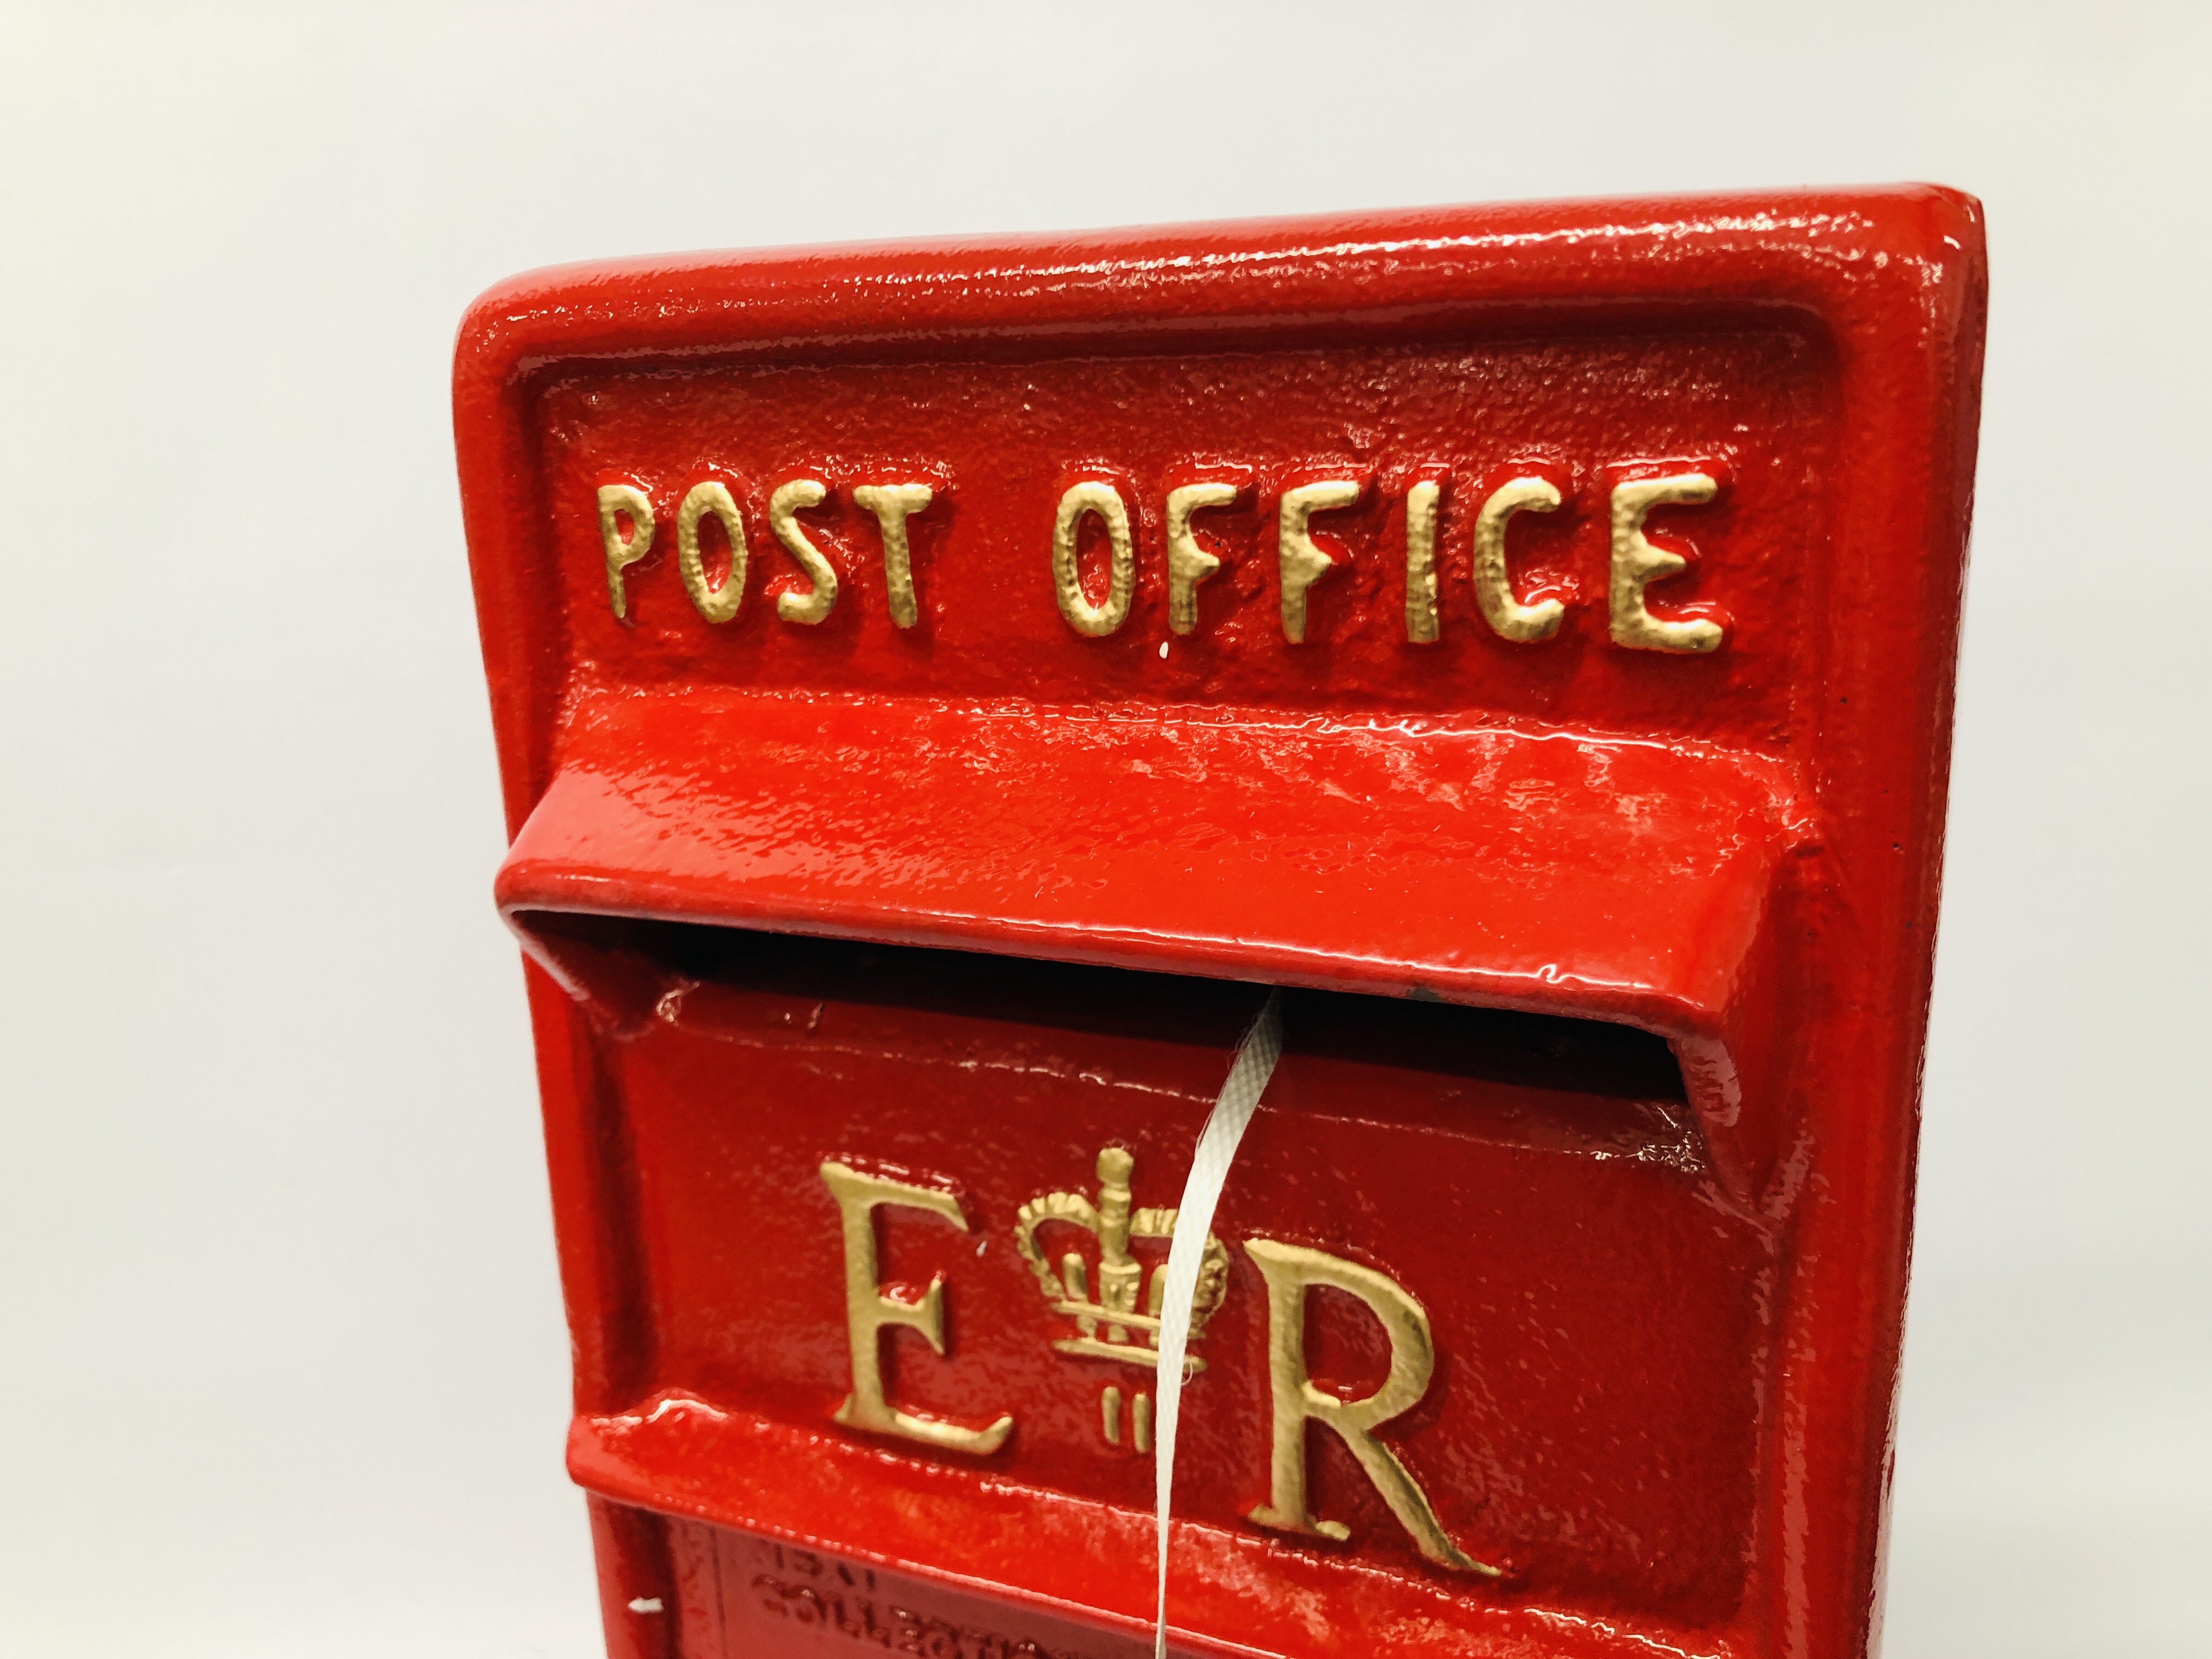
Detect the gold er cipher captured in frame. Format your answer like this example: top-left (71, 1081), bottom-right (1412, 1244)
top-left (595, 467), bottom-right (1725, 653)
top-left (820, 1152), bottom-right (1500, 1578)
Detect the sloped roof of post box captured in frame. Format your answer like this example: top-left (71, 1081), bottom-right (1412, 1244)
top-left (495, 691), bottom-right (1794, 1068)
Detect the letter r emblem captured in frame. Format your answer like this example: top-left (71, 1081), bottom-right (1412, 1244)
top-left (1243, 1237), bottom-right (1497, 1575)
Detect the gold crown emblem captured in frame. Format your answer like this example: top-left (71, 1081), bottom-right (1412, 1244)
top-left (1014, 1146), bottom-right (1229, 1378)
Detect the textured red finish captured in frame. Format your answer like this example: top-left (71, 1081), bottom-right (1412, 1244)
top-left (454, 188), bottom-right (1985, 1659)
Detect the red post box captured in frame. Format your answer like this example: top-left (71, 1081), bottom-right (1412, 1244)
top-left (453, 188), bottom-right (1985, 1659)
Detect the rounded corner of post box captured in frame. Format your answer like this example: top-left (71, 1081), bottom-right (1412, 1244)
top-left (450, 272), bottom-right (546, 406)
top-left (1892, 180), bottom-right (1987, 246)
top-left (452, 252), bottom-right (675, 408)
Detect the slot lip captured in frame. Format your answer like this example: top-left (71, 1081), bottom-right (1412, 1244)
top-left (497, 694), bottom-right (1786, 1018)
top-left (496, 692), bottom-right (1789, 1208)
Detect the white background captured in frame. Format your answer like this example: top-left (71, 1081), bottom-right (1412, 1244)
top-left (1, 3), bottom-right (2204, 1655)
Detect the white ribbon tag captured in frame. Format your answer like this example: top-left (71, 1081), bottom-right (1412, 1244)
top-left (1149, 990), bottom-right (1282, 1659)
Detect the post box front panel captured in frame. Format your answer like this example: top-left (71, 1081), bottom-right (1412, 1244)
top-left (455, 190), bottom-right (1985, 1659)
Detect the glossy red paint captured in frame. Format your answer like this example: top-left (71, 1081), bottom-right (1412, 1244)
top-left (454, 188), bottom-right (1985, 1659)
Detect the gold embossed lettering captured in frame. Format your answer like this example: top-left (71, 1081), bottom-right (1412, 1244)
top-left (820, 1161), bottom-right (1012, 1454)
top-left (1015, 1147), bottom-right (1227, 1383)
top-left (1609, 472), bottom-right (1723, 652)
top-left (1278, 479), bottom-right (1361, 643)
top-left (1243, 1237), bottom-right (1496, 1574)
top-left (1474, 476), bottom-right (1565, 642)
top-left (851, 483), bottom-right (933, 629)
top-left (596, 484), bottom-right (654, 620)
top-left (1052, 482), bottom-right (1137, 637)
top-left (1403, 479), bottom-right (1441, 644)
top-left (1164, 482), bottom-right (1239, 635)
top-left (676, 481), bottom-right (748, 623)
top-left (769, 478), bottom-right (839, 625)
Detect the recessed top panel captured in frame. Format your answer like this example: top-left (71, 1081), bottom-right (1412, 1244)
top-left (532, 324), bottom-right (1835, 747)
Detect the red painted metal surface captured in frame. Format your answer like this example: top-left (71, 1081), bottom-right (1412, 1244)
top-left (453, 188), bottom-right (1985, 1659)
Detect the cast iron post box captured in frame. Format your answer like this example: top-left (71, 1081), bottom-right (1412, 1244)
top-left (453, 188), bottom-right (1985, 1659)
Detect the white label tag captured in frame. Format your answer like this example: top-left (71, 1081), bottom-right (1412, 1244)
top-left (1150, 991), bottom-right (1283, 1659)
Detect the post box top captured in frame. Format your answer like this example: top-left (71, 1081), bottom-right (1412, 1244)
top-left (458, 192), bottom-right (1982, 844)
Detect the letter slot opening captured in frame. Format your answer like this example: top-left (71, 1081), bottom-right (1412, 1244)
top-left (509, 913), bottom-right (1698, 1167)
